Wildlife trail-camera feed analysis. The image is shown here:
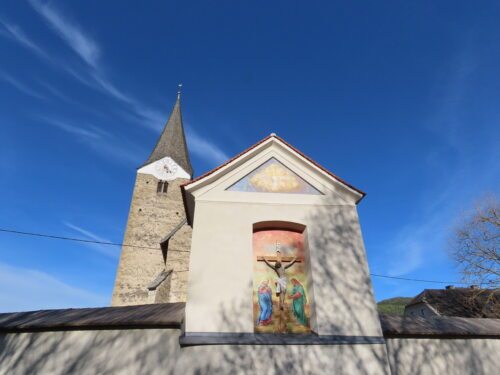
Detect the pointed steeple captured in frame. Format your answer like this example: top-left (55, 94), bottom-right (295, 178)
top-left (143, 89), bottom-right (193, 177)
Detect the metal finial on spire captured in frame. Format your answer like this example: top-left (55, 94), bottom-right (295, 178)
top-left (177, 83), bottom-right (183, 99)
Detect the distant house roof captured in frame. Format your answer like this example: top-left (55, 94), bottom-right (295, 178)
top-left (380, 314), bottom-right (500, 338)
top-left (1, 304), bottom-right (499, 338)
top-left (405, 288), bottom-right (500, 318)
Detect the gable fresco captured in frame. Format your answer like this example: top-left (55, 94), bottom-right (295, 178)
top-left (253, 228), bottom-right (312, 334)
top-left (227, 158), bottom-right (322, 194)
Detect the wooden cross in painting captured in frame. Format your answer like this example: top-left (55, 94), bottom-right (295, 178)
top-left (256, 242), bottom-right (303, 308)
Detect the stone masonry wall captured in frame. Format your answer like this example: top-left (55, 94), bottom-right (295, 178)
top-left (163, 224), bottom-right (192, 303)
top-left (111, 174), bottom-right (192, 306)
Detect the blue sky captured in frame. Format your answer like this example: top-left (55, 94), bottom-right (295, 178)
top-left (0, 1), bottom-right (498, 312)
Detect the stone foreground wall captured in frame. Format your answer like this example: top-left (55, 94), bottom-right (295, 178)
top-left (385, 338), bottom-right (500, 375)
top-left (1, 329), bottom-right (499, 375)
top-left (0, 329), bottom-right (390, 375)
top-left (111, 174), bottom-right (192, 306)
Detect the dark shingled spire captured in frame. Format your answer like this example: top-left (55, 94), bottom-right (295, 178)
top-left (143, 93), bottom-right (193, 177)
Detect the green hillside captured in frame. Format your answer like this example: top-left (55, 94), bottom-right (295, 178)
top-left (377, 297), bottom-right (412, 315)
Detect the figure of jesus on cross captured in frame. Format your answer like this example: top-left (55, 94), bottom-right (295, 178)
top-left (258, 241), bottom-right (301, 311)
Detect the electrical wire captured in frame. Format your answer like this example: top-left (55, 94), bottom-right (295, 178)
top-left (0, 227), bottom-right (471, 284)
top-left (369, 273), bottom-right (468, 285)
top-left (0, 228), bottom-right (190, 253)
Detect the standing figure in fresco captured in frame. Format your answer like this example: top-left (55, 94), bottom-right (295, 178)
top-left (262, 243), bottom-right (297, 311)
top-left (256, 280), bottom-right (273, 325)
top-left (288, 278), bottom-right (308, 326)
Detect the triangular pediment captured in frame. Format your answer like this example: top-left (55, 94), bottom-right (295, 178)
top-left (227, 157), bottom-right (322, 195)
top-left (182, 135), bottom-right (365, 224)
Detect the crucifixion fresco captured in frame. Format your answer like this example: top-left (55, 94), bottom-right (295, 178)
top-left (253, 229), bottom-right (311, 334)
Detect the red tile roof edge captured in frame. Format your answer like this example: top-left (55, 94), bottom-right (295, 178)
top-left (275, 135), bottom-right (366, 200)
top-left (180, 135), bottom-right (274, 224)
top-left (181, 134), bottom-right (367, 224)
top-left (180, 134), bottom-right (274, 189)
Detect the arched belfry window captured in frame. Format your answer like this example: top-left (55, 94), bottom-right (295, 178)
top-left (253, 221), bottom-right (313, 334)
top-left (157, 181), bottom-right (168, 194)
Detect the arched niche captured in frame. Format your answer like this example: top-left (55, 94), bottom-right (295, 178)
top-left (252, 221), bottom-right (316, 334)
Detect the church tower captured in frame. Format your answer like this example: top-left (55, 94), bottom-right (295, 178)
top-left (111, 91), bottom-right (193, 306)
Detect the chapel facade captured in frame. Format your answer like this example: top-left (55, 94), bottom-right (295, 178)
top-left (111, 93), bottom-right (382, 344)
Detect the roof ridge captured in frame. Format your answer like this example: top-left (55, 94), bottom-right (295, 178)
top-left (182, 133), bottom-right (366, 200)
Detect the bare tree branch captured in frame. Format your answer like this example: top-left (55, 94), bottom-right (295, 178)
top-left (449, 194), bottom-right (500, 288)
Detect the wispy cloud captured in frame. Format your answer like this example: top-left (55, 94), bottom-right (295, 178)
top-left (0, 261), bottom-right (107, 312)
top-left (29, 0), bottom-right (100, 68)
top-left (426, 47), bottom-right (479, 155)
top-left (6, 3), bottom-right (229, 169)
top-left (130, 104), bottom-right (166, 130)
top-left (39, 116), bottom-right (105, 140)
top-left (3, 6), bottom-right (169, 132)
top-left (14, 2), bottom-right (168, 132)
top-left (0, 19), bottom-right (51, 61)
top-left (63, 222), bottom-right (119, 258)
top-left (382, 46), bottom-right (500, 278)
top-left (91, 137), bottom-right (145, 166)
top-left (90, 73), bottom-right (166, 129)
top-left (0, 71), bottom-right (44, 99)
top-left (386, 213), bottom-right (445, 277)
top-left (64, 222), bottom-right (108, 242)
top-left (186, 126), bottom-right (231, 167)
top-left (383, 155), bottom-right (498, 278)
top-left (38, 81), bottom-right (75, 104)
top-left (38, 115), bottom-right (143, 165)
top-left (90, 72), bottom-right (133, 103)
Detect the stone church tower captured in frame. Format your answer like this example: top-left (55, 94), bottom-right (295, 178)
top-left (111, 92), bottom-right (193, 306)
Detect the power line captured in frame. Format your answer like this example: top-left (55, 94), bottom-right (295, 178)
top-left (0, 227), bottom-right (469, 285)
top-left (0, 228), bottom-right (190, 253)
top-left (370, 273), bottom-right (468, 285)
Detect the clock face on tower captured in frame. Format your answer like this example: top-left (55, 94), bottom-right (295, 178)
top-left (138, 156), bottom-right (190, 180)
top-left (155, 158), bottom-right (179, 180)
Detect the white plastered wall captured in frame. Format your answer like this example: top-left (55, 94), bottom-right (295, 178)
top-left (2, 329), bottom-right (498, 374)
top-left (0, 330), bottom-right (391, 375)
top-left (184, 140), bottom-right (381, 337)
top-left (385, 338), bottom-right (500, 375)
top-left (404, 302), bottom-right (440, 318)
